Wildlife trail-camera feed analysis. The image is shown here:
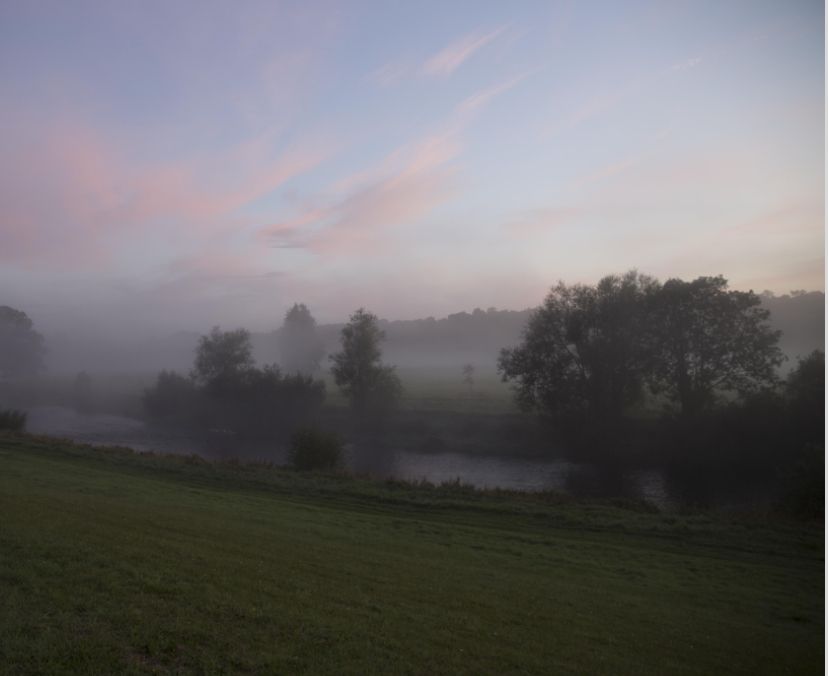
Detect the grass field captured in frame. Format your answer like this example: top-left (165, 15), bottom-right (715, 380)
top-left (0, 433), bottom-right (823, 675)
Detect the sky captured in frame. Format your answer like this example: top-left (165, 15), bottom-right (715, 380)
top-left (0, 0), bottom-right (824, 335)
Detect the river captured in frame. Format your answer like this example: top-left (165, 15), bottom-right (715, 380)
top-left (24, 405), bottom-right (676, 507)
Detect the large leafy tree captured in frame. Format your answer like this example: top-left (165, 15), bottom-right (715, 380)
top-left (277, 303), bottom-right (324, 375)
top-left (0, 306), bottom-right (45, 379)
top-left (330, 308), bottom-right (401, 416)
top-left (498, 271), bottom-right (658, 426)
top-left (649, 276), bottom-right (783, 417)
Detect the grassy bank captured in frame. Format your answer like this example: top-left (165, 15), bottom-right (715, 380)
top-left (0, 434), bottom-right (822, 675)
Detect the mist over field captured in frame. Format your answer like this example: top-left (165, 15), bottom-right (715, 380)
top-left (25, 290), bottom-right (826, 376)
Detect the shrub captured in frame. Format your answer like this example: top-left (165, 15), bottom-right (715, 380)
top-left (288, 429), bottom-right (343, 471)
top-left (143, 370), bottom-right (200, 424)
top-left (778, 443), bottom-right (824, 520)
top-left (0, 409), bottom-right (26, 432)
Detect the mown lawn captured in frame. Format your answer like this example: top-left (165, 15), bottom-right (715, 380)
top-left (0, 433), bottom-right (822, 675)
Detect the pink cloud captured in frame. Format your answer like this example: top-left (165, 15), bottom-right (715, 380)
top-left (0, 119), bottom-right (332, 269)
top-left (261, 133), bottom-right (459, 256)
top-left (455, 71), bottom-right (531, 118)
top-left (260, 67), bottom-right (532, 257)
top-left (423, 26), bottom-right (507, 77)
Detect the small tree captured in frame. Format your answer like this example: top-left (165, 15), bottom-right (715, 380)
top-left (649, 276), bottom-right (784, 417)
top-left (0, 306), bottom-right (45, 379)
top-left (277, 303), bottom-right (325, 375)
top-left (330, 308), bottom-right (402, 417)
top-left (461, 363), bottom-right (475, 396)
top-left (191, 326), bottom-right (254, 389)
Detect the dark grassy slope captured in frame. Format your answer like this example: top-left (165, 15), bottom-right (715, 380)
top-left (0, 434), bottom-right (822, 675)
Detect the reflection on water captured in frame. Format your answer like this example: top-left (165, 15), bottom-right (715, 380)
top-left (26, 406), bottom-right (670, 507)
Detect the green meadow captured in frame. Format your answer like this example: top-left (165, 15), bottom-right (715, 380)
top-left (0, 433), bottom-right (822, 675)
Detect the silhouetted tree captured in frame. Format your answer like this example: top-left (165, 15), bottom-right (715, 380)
top-left (0, 306), bottom-right (45, 379)
top-left (277, 303), bottom-right (324, 375)
top-left (649, 276), bottom-right (783, 417)
top-left (330, 308), bottom-right (402, 417)
top-left (462, 363), bottom-right (475, 396)
top-left (498, 271), bottom-right (658, 428)
top-left (191, 326), bottom-right (254, 389)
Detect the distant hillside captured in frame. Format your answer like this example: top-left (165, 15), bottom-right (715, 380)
top-left (760, 291), bottom-right (824, 366)
top-left (259, 291), bottom-right (824, 374)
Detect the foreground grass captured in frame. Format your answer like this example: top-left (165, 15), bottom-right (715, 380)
top-left (0, 434), bottom-right (822, 675)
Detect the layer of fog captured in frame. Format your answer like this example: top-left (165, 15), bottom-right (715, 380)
top-left (38, 291), bottom-right (825, 377)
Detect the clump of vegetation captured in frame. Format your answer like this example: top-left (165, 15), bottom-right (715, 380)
top-left (143, 325), bottom-right (326, 438)
top-left (0, 409), bottom-right (26, 432)
top-left (143, 370), bottom-right (199, 423)
top-left (287, 428), bottom-right (343, 471)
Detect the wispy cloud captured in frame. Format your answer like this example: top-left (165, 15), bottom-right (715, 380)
top-left (671, 56), bottom-right (702, 71)
top-left (262, 132), bottom-right (459, 255)
top-left (455, 71), bottom-right (531, 117)
top-left (423, 25), bottom-right (507, 77)
top-left (263, 65), bottom-right (533, 256)
top-left (368, 61), bottom-right (409, 87)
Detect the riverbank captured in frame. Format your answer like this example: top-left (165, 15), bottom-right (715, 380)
top-left (0, 433), bottom-right (823, 674)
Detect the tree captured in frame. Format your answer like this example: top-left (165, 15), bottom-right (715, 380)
top-left (191, 326), bottom-right (254, 389)
top-left (461, 363), bottom-right (475, 396)
top-left (649, 276), bottom-right (783, 417)
top-left (0, 306), bottom-right (45, 379)
top-left (330, 308), bottom-right (402, 416)
top-left (498, 271), bottom-right (658, 426)
top-left (277, 303), bottom-right (324, 375)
